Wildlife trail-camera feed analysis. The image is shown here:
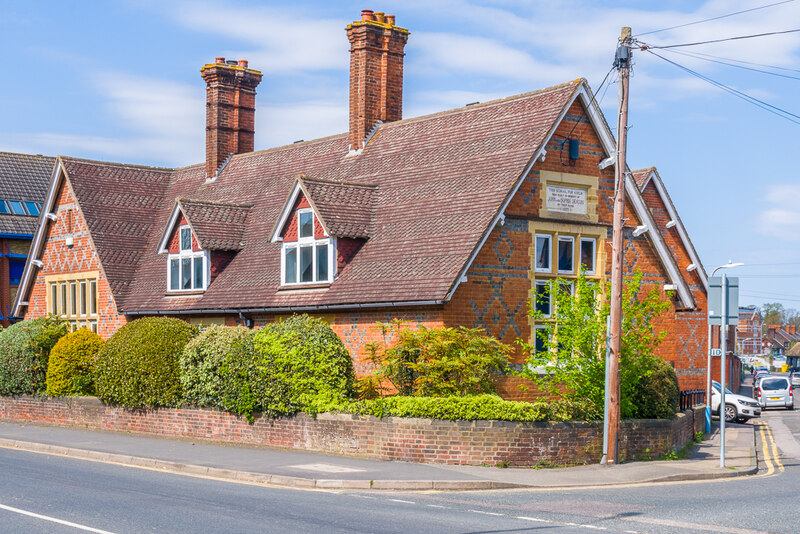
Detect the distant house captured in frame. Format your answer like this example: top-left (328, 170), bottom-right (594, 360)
top-left (0, 152), bottom-right (52, 326)
top-left (14, 10), bottom-right (709, 395)
top-left (737, 306), bottom-right (763, 355)
top-left (766, 325), bottom-right (800, 359)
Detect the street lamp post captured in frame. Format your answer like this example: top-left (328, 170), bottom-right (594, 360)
top-left (708, 261), bottom-right (743, 468)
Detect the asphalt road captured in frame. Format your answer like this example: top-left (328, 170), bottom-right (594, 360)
top-left (2, 405), bottom-right (800, 534)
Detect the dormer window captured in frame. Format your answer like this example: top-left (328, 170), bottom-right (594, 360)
top-left (282, 209), bottom-right (334, 286)
top-left (168, 225), bottom-right (208, 292)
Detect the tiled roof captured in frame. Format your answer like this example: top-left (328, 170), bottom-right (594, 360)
top-left (301, 176), bottom-right (376, 239)
top-left (0, 214), bottom-right (37, 236)
top-left (61, 158), bottom-right (173, 300)
top-left (631, 168), bottom-right (653, 189)
top-left (179, 198), bottom-right (251, 251)
top-left (35, 81), bottom-right (584, 313)
top-left (0, 152), bottom-right (53, 201)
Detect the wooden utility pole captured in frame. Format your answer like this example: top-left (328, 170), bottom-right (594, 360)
top-left (606, 26), bottom-right (631, 466)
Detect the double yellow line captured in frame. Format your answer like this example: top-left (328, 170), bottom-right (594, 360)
top-left (755, 421), bottom-right (784, 475)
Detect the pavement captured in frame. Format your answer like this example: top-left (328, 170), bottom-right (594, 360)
top-left (0, 416), bottom-right (758, 491)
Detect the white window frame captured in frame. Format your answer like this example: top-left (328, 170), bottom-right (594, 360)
top-left (557, 235), bottom-right (575, 274)
top-left (534, 234), bottom-right (552, 273)
top-left (281, 209), bottom-right (335, 286)
top-left (579, 237), bottom-right (596, 275)
top-left (167, 225), bottom-right (209, 292)
top-left (534, 280), bottom-right (551, 318)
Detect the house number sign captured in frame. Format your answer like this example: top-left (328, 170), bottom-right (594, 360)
top-left (546, 185), bottom-right (587, 215)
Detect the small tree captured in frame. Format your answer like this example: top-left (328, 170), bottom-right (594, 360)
top-left (518, 271), bottom-right (674, 419)
top-left (46, 328), bottom-right (104, 396)
top-left (362, 321), bottom-right (511, 397)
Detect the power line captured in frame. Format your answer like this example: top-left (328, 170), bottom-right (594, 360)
top-left (644, 49), bottom-right (800, 125)
top-left (634, 0), bottom-right (796, 37)
top-left (741, 292), bottom-right (800, 303)
top-left (670, 50), bottom-right (800, 74)
top-left (662, 48), bottom-right (800, 81)
top-left (638, 28), bottom-right (800, 50)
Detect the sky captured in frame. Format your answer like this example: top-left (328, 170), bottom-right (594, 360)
top-left (1, 0), bottom-right (799, 312)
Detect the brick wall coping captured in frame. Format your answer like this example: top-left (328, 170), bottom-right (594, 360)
top-left (0, 396), bottom-right (704, 467)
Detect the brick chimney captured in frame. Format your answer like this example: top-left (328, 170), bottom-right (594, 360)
top-left (346, 10), bottom-right (409, 152)
top-left (201, 58), bottom-right (263, 179)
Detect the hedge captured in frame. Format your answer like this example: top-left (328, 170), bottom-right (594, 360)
top-left (0, 317), bottom-right (68, 395)
top-left (94, 317), bottom-right (198, 407)
top-left (46, 328), bottom-right (104, 396)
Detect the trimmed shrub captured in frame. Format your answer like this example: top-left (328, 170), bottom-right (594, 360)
top-left (46, 328), bottom-right (104, 396)
top-left (94, 317), bottom-right (198, 407)
top-left (180, 325), bottom-right (267, 420)
top-left (319, 394), bottom-right (598, 422)
top-left (253, 315), bottom-right (355, 415)
top-left (0, 317), bottom-right (68, 395)
top-left (629, 357), bottom-right (680, 419)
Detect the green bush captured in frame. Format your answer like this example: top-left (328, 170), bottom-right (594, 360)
top-left (94, 317), bottom-right (198, 407)
top-left (629, 357), bottom-right (680, 419)
top-left (317, 394), bottom-right (598, 422)
top-left (46, 328), bottom-right (104, 396)
top-left (180, 325), bottom-right (268, 420)
top-left (253, 315), bottom-right (355, 415)
top-left (0, 317), bottom-right (68, 395)
top-left (362, 321), bottom-right (510, 397)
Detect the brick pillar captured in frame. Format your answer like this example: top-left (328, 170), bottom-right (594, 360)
top-left (346, 10), bottom-right (409, 152)
top-left (200, 58), bottom-right (263, 179)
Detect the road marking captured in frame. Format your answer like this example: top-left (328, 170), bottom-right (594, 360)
top-left (0, 503), bottom-right (117, 534)
top-left (517, 516), bottom-right (551, 522)
top-left (426, 504), bottom-right (447, 509)
top-left (756, 421), bottom-right (780, 475)
top-left (762, 421), bottom-right (785, 472)
top-left (388, 499), bottom-right (415, 504)
top-left (468, 510), bottom-right (503, 516)
top-left (622, 515), bottom-right (771, 533)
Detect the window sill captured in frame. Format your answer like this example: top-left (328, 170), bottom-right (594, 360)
top-left (165, 290), bottom-right (205, 297)
top-left (278, 282), bottom-right (331, 291)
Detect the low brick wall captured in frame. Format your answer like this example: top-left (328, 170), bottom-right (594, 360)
top-left (0, 396), bottom-right (704, 467)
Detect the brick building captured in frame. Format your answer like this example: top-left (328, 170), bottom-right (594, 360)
top-left (737, 306), bottom-right (763, 355)
top-left (15, 10), bottom-right (708, 393)
top-left (0, 152), bottom-right (52, 326)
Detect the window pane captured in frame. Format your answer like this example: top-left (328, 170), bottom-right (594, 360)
top-left (558, 237), bottom-right (574, 272)
top-left (534, 327), bottom-right (547, 353)
top-left (300, 246), bottom-right (313, 282)
top-left (8, 260), bottom-right (24, 285)
top-left (193, 256), bottom-right (204, 289)
top-left (9, 201), bottom-right (25, 215)
top-left (90, 321), bottom-right (97, 334)
top-left (170, 259), bottom-right (179, 290)
top-left (0, 201), bottom-right (8, 214)
top-left (535, 282), bottom-right (550, 316)
top-left (535, 235), bottom-right (550, 270)
top-left (89, 281), bottom-right (97, 315)
top-left (60, 282), bottom-right (67, 316)
top-left (180, 227), bottom-right (192, 251)
top-left (50, 284), bottom-right (57, 315)
top-left (24, 202), bottom-right (40, 216)
top-left (181, 258), bottom-right (192, 289)
top-left (581, 239), bottom-right (595, 273)
top-left (80, 281), bottom-right (87, 316)
top-left (285, 247), bottom-right (297, 284)
top-left (316, 243), bottom-right (328, 282)
top-left (299, 211), bottom-right (313, 238)
top-left (70, 282), bottom-right (77, 317)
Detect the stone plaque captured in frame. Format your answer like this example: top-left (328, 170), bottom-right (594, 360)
top-left (546, 185), bottom-right (587, 215)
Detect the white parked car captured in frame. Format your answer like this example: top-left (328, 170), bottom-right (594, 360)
top-left (711, 381), bottom-right (761, 423)
top-left (756, 376), bottom-right (794, 410)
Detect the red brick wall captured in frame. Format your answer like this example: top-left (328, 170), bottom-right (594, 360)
top-left (23, 178), bottom-right (127, 339)
top-left (167, 215), bottom-right (201, 253)
top-left (0, 396), bottom-right (702, 467)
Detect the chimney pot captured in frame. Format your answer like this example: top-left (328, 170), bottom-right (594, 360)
top-left (385, 14), bottom-right (395, 25)
top-left (374, 11), bottom-right (385, 22)
top-left (361, 9), bottom-right (374, 21)
top-left (226, 59), bottom-right (238, 66)
top-left (238, 59), bottom-right (248, 68)
top-left (216, 57), bottom-right (225, 64)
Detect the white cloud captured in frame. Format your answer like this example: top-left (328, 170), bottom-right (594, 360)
top-left (758, 185), bottom-right (800, 241)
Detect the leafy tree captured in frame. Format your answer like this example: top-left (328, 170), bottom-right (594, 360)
top-left (761, 302), bottom-right (786, 326)
top-left (518, 271), bottom-right (675, 419)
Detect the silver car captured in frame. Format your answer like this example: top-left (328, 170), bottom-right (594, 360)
top-left (757, 376), bottom-right (794, 410)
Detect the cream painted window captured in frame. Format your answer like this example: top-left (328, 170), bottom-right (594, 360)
top-left (47, 274), bottom-right (98, 333)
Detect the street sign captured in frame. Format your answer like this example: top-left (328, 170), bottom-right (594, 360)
top-left (708, 276), bottom-right (739, 326)
top-left (710, 348), bottom-right (722, 356)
